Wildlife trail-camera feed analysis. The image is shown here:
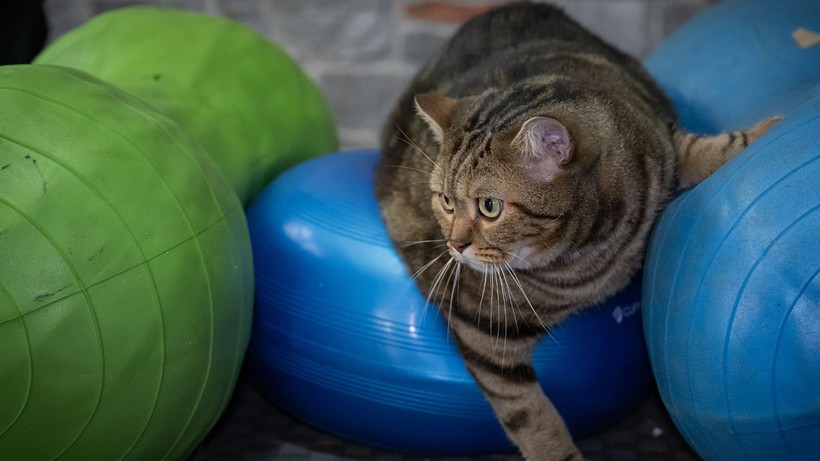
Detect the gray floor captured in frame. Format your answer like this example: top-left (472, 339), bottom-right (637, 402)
top-left (191, 373), bottom-right (699, 461)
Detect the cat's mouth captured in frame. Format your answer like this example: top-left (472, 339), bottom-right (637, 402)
top-left (447, 244), bottom-right (531, 274)
top-left (449, 246), bottom-right (516, 273)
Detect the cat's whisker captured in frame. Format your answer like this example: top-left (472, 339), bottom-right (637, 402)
top-left (492, 265), bottom-right (500, 344)
top-left (487, 266), bottom-right (499, 358)
top-left (387, 164), bottom-right (433, 177)
top-left (476, 258), bottom-right (495, 335)
top-left (441, 258), bottom-right (462, 350)
top-left (428, 256), bottom-right (453, 295)
top-left (397, 179), bottom-right (433, 191)
top-left (499, 264), bottom-right (521, 337)
top-left (503, 262), bottom-right (554, 339)
top-left (476, 262), bottom-right (489, 330)
top-left (552, 208), bottom-right (567, 222)
top-left (492, 265), bottom-right (508, 358)
top-left (439, 257), bottom-right (459, 313)
top-left (499, 265), bottom-right (513, 367)
top-left (409, 250), bottom-right (449, 325)
top-left (410, 250), bottom-right (447, 282)
top-left (447, 262), bottom-right (462, 328)
top-left (421, 255), bottom-right (455, 326)
top-left (394, 123), bottom-right (438, 168)
top-left (504, 250), bottom-right (532, 268)
top-left (506, 265), bottom-right (538, 341)
top-left (402, 238), bottom-right (447, 248)
top-left (501, 263), bottom-right (529, 366)
top-left (486, 265), bottom-right (496, 344)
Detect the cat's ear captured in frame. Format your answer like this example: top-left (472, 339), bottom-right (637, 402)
top-left (512, 117), bottom-right (574, 180)
top-left (415, 93), bottom-right (458, 145)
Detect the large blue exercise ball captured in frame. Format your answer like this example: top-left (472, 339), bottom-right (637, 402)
top-left (644, 0), bottom-right (820, 134)
top-left (642, 0), bottom-right (820, 460)
top-left (245, 149), bottom-right (651, 455)
top-left (643, 86), bottom-right (820, 461)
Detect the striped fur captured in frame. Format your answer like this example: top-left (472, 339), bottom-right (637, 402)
top-left (375, 3), bottom-right (777, 460)
top-left (674, 116), bottom-right (780, 188)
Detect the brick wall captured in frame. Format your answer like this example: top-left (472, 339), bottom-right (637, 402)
top-left (44, 0), bottom-right (716, 149)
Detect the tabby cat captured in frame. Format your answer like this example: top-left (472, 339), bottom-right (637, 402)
top-left (375, 3), bottom-right (778, 460)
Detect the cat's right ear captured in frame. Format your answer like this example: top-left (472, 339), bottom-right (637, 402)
top-left (512, 116), bottom-right (574, 181)
top-left (415, 93), bottom-right (458, 145)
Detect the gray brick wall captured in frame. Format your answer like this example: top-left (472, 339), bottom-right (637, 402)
top-left (43, 0), bottom-right (716, 149)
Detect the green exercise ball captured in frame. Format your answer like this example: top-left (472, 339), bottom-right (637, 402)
top-left (0, 64), bottom-right (253, 460)
top-left (36, 5), bottom-right (338, 204)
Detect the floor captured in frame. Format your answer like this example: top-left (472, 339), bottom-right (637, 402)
top-left (190, 373), bottom-right (700, 461)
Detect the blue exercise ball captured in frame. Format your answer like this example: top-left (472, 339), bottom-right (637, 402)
top-left (643, 85), bottom-right (820, 461)
top-left (246, 149), bottom-right (652, 455)
top-left (643, 1), bottom-right (820, 459)
top-left (644, 0), bottom-right (820, 134)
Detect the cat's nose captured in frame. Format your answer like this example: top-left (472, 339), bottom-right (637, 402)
top-left (449, 240), bottom-right (471, 254)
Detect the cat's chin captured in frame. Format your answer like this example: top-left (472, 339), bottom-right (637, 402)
top-left (451, 250), bottom-right (514, 274)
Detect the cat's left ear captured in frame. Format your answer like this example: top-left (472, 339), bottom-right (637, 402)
top-left (415, 93), bottom-right (458, 145)
top-left (512, 117), bottom-right (574, 181)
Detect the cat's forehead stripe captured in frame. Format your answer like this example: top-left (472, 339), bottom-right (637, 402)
top-left (460, 77), bottom-right (583, 146)
top-left (466, 91), bottom-right (496, 131)
top-left (497, 80), bottom-right (585, 132)
top-left (461, 128), bottom-right (484, 155)
top-left (447, 131), bottom-right (494, 191)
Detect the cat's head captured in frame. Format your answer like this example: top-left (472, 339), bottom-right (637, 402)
top-left (415, 90), bottom-right (605, 273)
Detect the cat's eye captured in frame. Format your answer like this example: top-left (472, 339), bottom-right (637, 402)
top-left (478, 197), bottom-right (503, 219)
top-left (439, 193), bottom-right (454, 212)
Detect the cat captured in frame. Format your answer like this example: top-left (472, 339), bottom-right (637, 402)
top-left (375, 3), bottom-right (778, 460)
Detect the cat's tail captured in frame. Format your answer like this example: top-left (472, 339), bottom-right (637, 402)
top-left (674, 116), bottom-right (781, 189)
